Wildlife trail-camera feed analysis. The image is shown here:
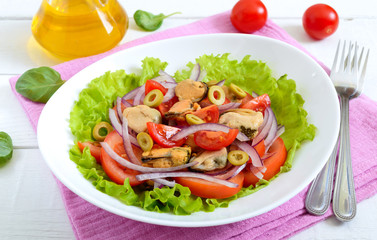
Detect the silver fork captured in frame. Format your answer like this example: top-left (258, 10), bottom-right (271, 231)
top-left (305, 41), bottom-right (369, 221)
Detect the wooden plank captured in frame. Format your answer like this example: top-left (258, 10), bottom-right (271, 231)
top-left (0, 0), bottom-right (377, 19)
top-left (0, 149), bottom-right (75, 240)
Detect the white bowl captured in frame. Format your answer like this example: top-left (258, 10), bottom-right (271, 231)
top-left (37, 34), bottom-right (340, 227)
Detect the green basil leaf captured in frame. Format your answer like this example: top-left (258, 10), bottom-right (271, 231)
top-left (16, 66), bottom-right (65, 103)
top-left (134, 10), bottom-right (181, 31)
top-left (0, 132), bottom-right (13, 167)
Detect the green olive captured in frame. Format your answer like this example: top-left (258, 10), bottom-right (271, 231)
top-left (229, 83), bottom-right (247, 98)
top-left (206, 80), bottom-right (218, 87)
top-left (93, 122), bottom-right (113, 141)
top-left (208, 85), bottom-right (226, 105)
top-left (143, 89), bottom-right (164, 107)
top-left (227, 150), bottom-right (249, 166)
top-left (185, 114), bottom-right (205, 125)
top-left (137, 132), bottom-right (154, 152)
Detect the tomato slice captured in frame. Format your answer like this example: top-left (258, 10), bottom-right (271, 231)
top-left (145, 79), bottom-right (168, 95)
top-left (147, 122), bottom-right (187, 147)
top-left (194, 129), bottom-right (239, 151)
top-left (100, 131), bottom-right (144, 186)
top-left (243, 137), bottom-right (287, 187)
top-left (253, 139), bottom-right (266, 158)
top-left (157, 96), bottom-right (178, 117)
top-left (77, 141), bottom-right (102, 163)
top-left (175, 172), bottom-right (244, 199)
top-left (240, 93), bottom-right (271, 113)
top-left (192, 105), bottom-right (219, 123)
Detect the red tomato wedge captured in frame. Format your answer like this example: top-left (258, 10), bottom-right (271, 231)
top-left (147, 122), bottom-right (187, 147)
top-left (175, 172), bottom-right (244, 199)
top-left (100, 131), bottom-right (144, 186)
top-left (194, 129), bottom-right (239, 151)
top-left (243, 137), bottom-right (287, 187)
top-left (240, 93), bottom-right (271, 113)
top-left (192, 105), bottom-right (219, 123)
top-left (157, 96), bottom-right (178, 117)
top-left (77, 141), bottom-right (102, 163)
top-left (145, 79), bottom-right (168, 95)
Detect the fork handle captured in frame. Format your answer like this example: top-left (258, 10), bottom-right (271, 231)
top-left (332, 95), bottom-right (357, 221)
top-left (305, 135), bottom-right (338, 215)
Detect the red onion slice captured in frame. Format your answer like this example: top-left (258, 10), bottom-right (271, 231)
top-left (122, 86), bottom-right (141, 100)
top-left (108, 109), bottom-right (140, 147)
top-left (154, 178), bottom-right (176, 188)
top-left (190, 63), bottom-right (200, 81)
top-left (136, 172), bottom-right (238, 188)
top-left (218, 102), bottom-right (241, 114)
top-left (251, 167), bottom-right (264, 179)
top-left (265, 125), bottom-right (285, 153)
top-left (158, 70), bottom-right (176, 83)
top-left (228, 163), bottom-right (247, 179)
top-left (235, 140), bottom-right (263, 167)
top-left (121, 98), bottom-right (133, 108)
top-left (216, 79), bottom-right (225, 86)
top-left (263, 108), bottom-right (278, 147)
top-left (197, 69), bottom-right (207, 82)
top-left (109, 108), bottom-right (122, 135)
top-left (101, 141), bottom-right (199, 173)
top-left (162, 86), bottom-right (176, 103)
top-left (214, 163), bottom-right (246, 180)
top-left (170, 123), bottom-right (249, 142)
top-left (261, 152), bottom-right (276, 160)
top-left (122, 117), bottom-right (142, 165)
top-left (116, 97), bottom-right (123, 123)
top-left (252, 107), bottom-right (272, 146)
top-left (133, 87), bottom-right (145, 106)
top-left (251, 91), bottom-right (259, 98)
top-left (257, 166), bottom-right (267, 173)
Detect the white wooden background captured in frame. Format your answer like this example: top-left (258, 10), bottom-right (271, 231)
top-left (1, 0), bottom-right (377, 239)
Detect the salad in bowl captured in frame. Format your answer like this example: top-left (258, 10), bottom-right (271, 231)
top-left (69, 53), bottom-right (315, 215)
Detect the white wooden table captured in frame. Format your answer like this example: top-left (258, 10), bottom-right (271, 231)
top-left (1, 0), bottom-right (377, 239)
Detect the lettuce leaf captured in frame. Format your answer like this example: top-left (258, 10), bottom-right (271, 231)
top-left (69, 54), bottom-right (316, 215)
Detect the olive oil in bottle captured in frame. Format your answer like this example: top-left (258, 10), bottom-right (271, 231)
top-left (31, 0), bottom-right (128, 59)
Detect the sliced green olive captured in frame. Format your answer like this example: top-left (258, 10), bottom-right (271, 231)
top-left (227, 150), bottom-right (249, 166)
top-left (93, 122), bottom-right (113, 141)
top-left (143, 89), bottom-right (164, 107)
top-left (208, 85), bottom-right (226, 105)
top-left (185, 114), bottom-right (205, 125)
top-left (206, 80), bottom-right (218, 87)
top-left (229, 83), bottom-right (247, 98)
top-left (137, 132), bottom-right (154, 152)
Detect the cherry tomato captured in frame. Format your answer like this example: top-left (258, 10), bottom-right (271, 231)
top-left (77, 141), bottom-right (102, 163)
top-left (240, 93), bottom-right (271, 112)
top-left (146, 122), bottom-right (187, 148)
top-left (175, 172), bottom-right (244, 199)
top-left (192, 105), bottom-right (219, 123)
top-left (302, 4), bottom-right (339, 40)
top-left (230, 0), bottom-right (268, 33)
top-left (100, 131), bottom-right (144, 186)
top-left (243, 137), bottom-right (287, 187)
top-left (194, 129), bottom-right (239, 151)
top-left (145, 79), bottom-right (168, 95)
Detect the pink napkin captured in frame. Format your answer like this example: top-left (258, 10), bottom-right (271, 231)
top-left (9, 11), bottom-right (377, 240)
